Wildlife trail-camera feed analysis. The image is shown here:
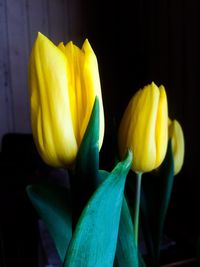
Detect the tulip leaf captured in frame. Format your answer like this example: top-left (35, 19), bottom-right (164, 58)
top-left (75, 96), bottom-right (99, 184)
top-left (64, 150), bottom-right (133, 267)
top-left (71, 97), bottom-right (100, 226)
top-left (116, 196), bottom-right (145, 267)
top-left (98, 169), bottom-right (109, 184)
top-left (99, 169), bottom-right (141, 267)
top-left (99, 170), bottom-right (146, 267)
top-left (140, 140), bottom-right (174, 266)
top-left (99, 170), bottom-right (145, 267)
top-left (26, 183), bottom-right (72, 262)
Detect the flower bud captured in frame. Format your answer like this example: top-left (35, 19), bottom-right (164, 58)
top-left (118, 82), bottom-right (168, 173)
top-left (168, 119), bottom-right (184, 175)
top-left (28, 33), bottom-right (104, 167)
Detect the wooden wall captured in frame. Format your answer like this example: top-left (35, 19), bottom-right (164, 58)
top-left (0, 0), bottom-right (84, 147)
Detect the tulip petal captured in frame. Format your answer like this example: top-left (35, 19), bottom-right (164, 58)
top-left (64, 41), bottom-right (83, 145)
top-left (81, 39), bottom-right (105, 149)
top-left (155, 85), bottom-right (168, 168)
top-left (57, 41), bottom-right (66, 53)
top-left (29, 32), bottom-right (78, 167)
top-left (134, 82), bottom-right (160, 172)
top-left (118, 89), bottom-right (142, 160)
top-left (118, 82), bottom-right (168, 173)
top-left (169, 119), bottom-right (184, 175)
top-left (57, 39), bottom-right (104, 150)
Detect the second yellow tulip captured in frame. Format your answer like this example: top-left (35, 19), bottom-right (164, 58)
top-left (118, 82), bottom-right (168, 173)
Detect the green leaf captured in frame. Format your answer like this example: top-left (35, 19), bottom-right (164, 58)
top-left (26, 183), bottom-right (72, 262)
top-left (116, 197), bottom-right (139, 267)
top-left (99, 170), bottom-right (146, 267)
top-left (115, 193), bottom-right (146, 267)
top-left (139, 254), bottom-right (147, 267)
top-left (75, 96), bottom-right (100, 185)
top-left (71, 97), bottom-right (100, 226)
top-left (64, 150), bottom-right (133, 267)
top-left (98, 169), bottom-right (109, 184)
top-left (140, 140), bottom-right (174, 266)
top-left (153, 140), bottom-right (174, 262)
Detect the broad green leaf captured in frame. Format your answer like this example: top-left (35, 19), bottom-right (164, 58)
top-left (116, 197), bottom-right (139, 267)
top-left (26, 183), bottom-right (72, 262)
top-left (64, 150), bottom-right (133, 267)
top-left (100, 170), bottom-right (146, 267)
top-left (114, 190), bottom-right (146, 267)
top-left (71, 97), bottom-right (100, 226)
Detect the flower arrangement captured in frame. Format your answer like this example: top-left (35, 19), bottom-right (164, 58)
top-left (26, 32), bottom-right (185, 267)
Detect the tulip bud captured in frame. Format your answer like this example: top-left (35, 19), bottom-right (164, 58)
top-left (168, 119), bottom-right (184, 175)
top-left (28, 32), bottom-right (104, 167)
top-left (118, 82), bottom-right (168, 173)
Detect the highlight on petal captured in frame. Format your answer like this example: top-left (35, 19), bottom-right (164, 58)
top-left (29, 32), bottom-right (78, 167)
top-left (61, 41), bottom-right (82, 145)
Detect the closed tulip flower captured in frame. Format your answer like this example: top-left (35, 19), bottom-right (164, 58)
top-left (28, 32), bottom-right (104, 167)
top-left (118, 82), bottom-right (168, 173)
top-left (168, 119), bottom-right (184, 175)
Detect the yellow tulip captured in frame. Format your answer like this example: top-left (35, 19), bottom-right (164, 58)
top-left (168, 119), bottom-right (184, 175)
top-left (118, 82), bottom-right (168, 173)
top-left (28, 32), bottom-right (104, 167)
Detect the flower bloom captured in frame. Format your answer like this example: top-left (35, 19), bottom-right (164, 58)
top-left (118, 82), bottom-right (168, 173)
top-left (28, 32), bottom-right (104, 167)
top-left (168, 119), bottom-right (184, 175)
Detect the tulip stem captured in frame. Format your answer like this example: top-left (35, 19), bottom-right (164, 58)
top-left (133, 172), bottom-right (143, 248)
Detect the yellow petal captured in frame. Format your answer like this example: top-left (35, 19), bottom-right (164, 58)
top-left (57, 42), bottom-right (66, 53)
top-left (155, 85), bottom-right (168, 168)
top-left (80, 39), bottom-right (105, 149)
top-left (64, 41), bottom-right (83, 144)
top-left (169, 119), bottom-right (185, 175)
top-left (118, 82), bottom-right (168, 173)
top-left (131, 82), bottom-right (159, 172)
top-left (29, 32), bottom-right (78, 167)
top-left (118, 90), bottom-right (141, 160)
top-left (57, 38), bottom-right (104, 150)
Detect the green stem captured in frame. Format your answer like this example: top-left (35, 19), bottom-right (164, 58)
top-left (133, 172), bottom-right (143, 248)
